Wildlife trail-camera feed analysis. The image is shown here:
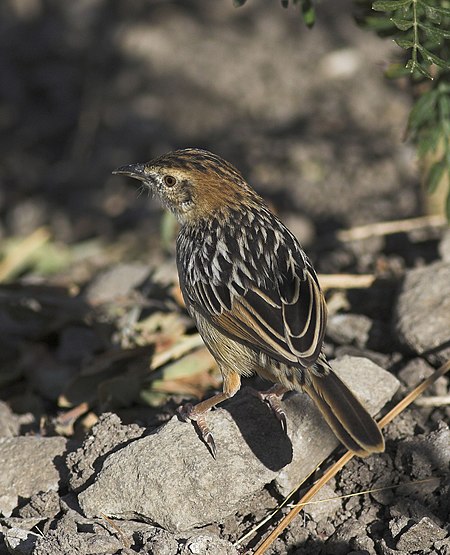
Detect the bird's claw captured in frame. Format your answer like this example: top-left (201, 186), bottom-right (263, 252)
top-left (256, 390), bottom-right (288, 434)
top-left (177, 403), bottom-right (217, 459)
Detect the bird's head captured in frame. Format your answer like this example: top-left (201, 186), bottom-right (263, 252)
top-left (113, 148), bottom-right (261, 225)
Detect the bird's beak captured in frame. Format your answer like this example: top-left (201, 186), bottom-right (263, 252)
top-left (112, 163), bottom-right (147, 181)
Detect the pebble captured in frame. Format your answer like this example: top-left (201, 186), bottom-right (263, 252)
top-left (394, 261), bottom-right (450, 364)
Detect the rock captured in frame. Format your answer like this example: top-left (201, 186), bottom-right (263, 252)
top-left (180, 534), bottom-right (238, 555)
top-left (438, 227), bottom-right (450, 261)
top-left (66, 412), bottom-right (145, 492)
top-left (78, 395), bottom-right (291, 532)
top-left (327, 519), bottom-right (371, 555)
top-left (135, 527), bottom-right (179, 555)
top-left (275, 356), bottom-right (400, 494)
top-left (84, 263), bottom-right (151, 305)
top-left (78, 356), bottom-right (398, 532)
top-left (435, 538), bottom-right (450, 555)
top-left (0, 437), bottom-right (67, 517)
top-left (376, 538), bottom-right (407, 555)
top-left (17, 490), bottom-right (61, 519)
top-left (350, 535), bottom-right (376, 555)
top-left (388, 516), bottom-right (410, 541)
top-left (3, 526), bottom-right (37, 555)
top-left (397, 358), bottom-right (435, 388)
top-left (395, 422), bottom-right (450, 480)
top-left (0, 401), bottom-right (20, 437)
top-left (303, 483), bottom-right (341, 523)
top-left (394, 261), bottom-right (450, 364)
top-left (395, 516), bottom-right (447, 552)
top-left (327, 314), bottom-right (373, 348)
top-left (32, 510), bottom-right (125, 555)
top-left (397, 358), bottom-right (447, 397)
top-left (327, 313), bottom-right (391, 352)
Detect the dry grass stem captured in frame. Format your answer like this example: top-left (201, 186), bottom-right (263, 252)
top-left (414, 395), bottom-right (450, 407)
top-left (337, 215), bottom-right (446, 242)
top-left (318, 274), bottom-right (375, 290)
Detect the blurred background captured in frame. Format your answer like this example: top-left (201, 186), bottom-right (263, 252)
top-left (1, 0), bottom-right (418, 256)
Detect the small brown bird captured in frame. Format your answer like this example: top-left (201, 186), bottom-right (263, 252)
top-left (113, 148), bottom-right (384, 458)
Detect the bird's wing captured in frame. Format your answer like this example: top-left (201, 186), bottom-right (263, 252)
top-left (180, 218), bottom-right (327, 368)
top-left (210, 266), bottom-right (326, 367)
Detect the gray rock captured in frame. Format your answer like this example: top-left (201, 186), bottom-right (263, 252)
top-left (397, 358), bottom-right (435, 388)
top-left (438, 227), bottom-right (450, 262)
top-left (85, 263), bottom-right (151, 305)
top-left (389, 516), bottom-right (410, 540)
top-left (180, 534), bottom-right (238, 555)
top-left (276, 356), bottom-right (399, 494)
top-left (66, 412), bottom-right (144, 492)
top-left (396, 516), bottom-right (447, 552)
top-left (79, 396), bottom-right (289, 532)
top-left (0, 437), bottom-right (67, 517)
top-left (303, 483), bottom-right (341, 522)
top-left (3, 527), bottom-right (37, 555)
top-left (78, 356), bottom-right (398, 532)
top-left (0, 401), bottom-right (20, 437)
top-left (394, 261), bottom-right (450, 364)
top-left (395, 422), bottom-right (450, 480)
top-left (327, 519), bottom-right (370, 555)
top-left (135, 527), bottom-right (179, 555)
top-left (17, 490), bottom-right (61, 519)
top-left (435, 538), bottom-right (450, 555)
top-left (327, 313), bottom-right (372, 348)
top-left (32, 510), bottom-right (125, 555)
top-left (350, 535), bottom-right (376, 555)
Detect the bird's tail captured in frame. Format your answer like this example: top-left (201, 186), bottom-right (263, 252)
top-left (303, 365), bottom-right (385, 457)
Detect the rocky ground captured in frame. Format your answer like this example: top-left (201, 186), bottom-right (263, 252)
top-left (0, 1), bottom-right (449, 554)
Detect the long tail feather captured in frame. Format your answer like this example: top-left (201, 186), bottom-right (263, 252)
top-left (303, 368), bottom-right (385, 457)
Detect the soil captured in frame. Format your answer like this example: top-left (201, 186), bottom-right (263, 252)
top-left (0, 1), bottom-right (449, 554)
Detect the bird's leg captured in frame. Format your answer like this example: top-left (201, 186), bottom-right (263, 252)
top-left (177, 371), bottom-right (241, 459)
top-left (255, 384), bottom-right (289, 433)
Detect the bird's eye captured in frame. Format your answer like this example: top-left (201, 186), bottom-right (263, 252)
top-left (164, 175), bottom-right (177, 187)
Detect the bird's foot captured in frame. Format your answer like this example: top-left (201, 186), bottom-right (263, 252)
top-left (177, 403), bottom-right (217, 459)
top-left (251, 386), bottom-right (288, 434)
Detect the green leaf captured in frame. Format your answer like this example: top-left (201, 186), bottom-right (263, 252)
top-left (420, 0), bottom-right (450, 18)
top-left (422, 4), bottom-right (442, 24)
top-left (408, 90), bottom-right (439, 133)
top-left (406, 58), bottom-right (433, 79)
top-left (300, 0), bottom-right (316, 27)
top-left (418, 45), bottom-right (450, 69)
top-left (384, 62), bottom-right (413, 78)
top-left (419, 22), bottom-right (450, 39)
top-left (363, 15), bottom-right (398, 31)
top-left (373, 0), bottom-right (412, 11)
top-left (417, 126), bottom-right (443, 156)
top-left (438, 92), bottom-right (450, 120)
top-left (390, 16), bottom-right (414, 30)
top-left (427, 159), bottom-right (446, 193)
top-left (233, 0), bottom-right (248, 6)
top-left (446, 188), bottom-right (450, 222)
top-left (394, 37), bottom-right (414, 49)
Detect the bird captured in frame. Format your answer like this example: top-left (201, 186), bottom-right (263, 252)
top-left (113, 148), bottom-right (385, 459)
